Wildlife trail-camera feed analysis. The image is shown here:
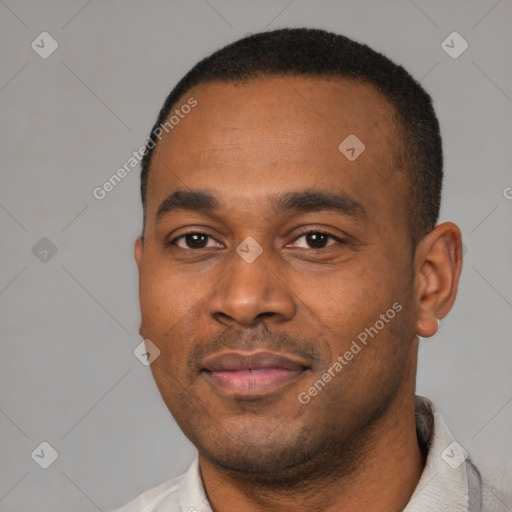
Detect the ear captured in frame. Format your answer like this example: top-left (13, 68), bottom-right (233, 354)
top-left (413, 222), bottom-right (463, 338)
top-left (134, 236), bottom-right (143, 270)
top-left (134, 236), bottom-right (144, 338)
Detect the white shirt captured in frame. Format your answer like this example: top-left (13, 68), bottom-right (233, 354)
top-left (110, 396), bottom-right (505, 512)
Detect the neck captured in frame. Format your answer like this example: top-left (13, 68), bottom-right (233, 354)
top-left (199, 389), bottom-right (426, 512)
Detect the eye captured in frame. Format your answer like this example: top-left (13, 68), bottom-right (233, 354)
top-left (167, 230), bottom-right (345, 251)
top-left (169, 231), bottom-right (222, 250)
top-left (289, 231), bottom-right (345, 249)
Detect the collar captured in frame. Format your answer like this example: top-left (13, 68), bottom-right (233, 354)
top-left (404, 395), bottom-right (471, 511)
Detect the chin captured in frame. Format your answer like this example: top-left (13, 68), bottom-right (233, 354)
top-left (191, 417), bottom-right (325, 477)
top-left (202, 442), bottom-right (313, 476)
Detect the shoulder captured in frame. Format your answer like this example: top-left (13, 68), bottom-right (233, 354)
top-left (480, 472), bottom-right (512, 512)
top-left (109, 473), bottom-right (184, 512)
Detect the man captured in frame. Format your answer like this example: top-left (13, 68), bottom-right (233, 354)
top-left (112, 28), bottom-right (506, 511)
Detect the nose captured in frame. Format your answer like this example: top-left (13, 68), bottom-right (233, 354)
top-left (207, 243), bottom-right (296, 328)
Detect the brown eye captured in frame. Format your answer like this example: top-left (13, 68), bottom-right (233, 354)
top-left (170, 232), bottom-right (221, 250)
top-left (290, 231), bottom-right (344, 249)
top-left (184, 233), bottom-right (208, 248)
top-left (305, 232), bottom-right (329, 248)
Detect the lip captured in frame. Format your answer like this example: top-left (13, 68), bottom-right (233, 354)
top-left (201, 350), bottom-right (310, 397)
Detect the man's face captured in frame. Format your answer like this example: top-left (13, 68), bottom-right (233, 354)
top-left (135, 76), bottom-right (419, 477)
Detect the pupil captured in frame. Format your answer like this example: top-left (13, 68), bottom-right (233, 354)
top-left (186, 234), bottom-right (207, 248)
top-left (307, 233), bottom-right (327, 248)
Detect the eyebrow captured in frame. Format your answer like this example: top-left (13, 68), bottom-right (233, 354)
top-left (274, 190), bottom-right (367, 220)
top-left (155, 188), bottom-right (367, 222)
top-left (156, 190), bottom-right (220, 221)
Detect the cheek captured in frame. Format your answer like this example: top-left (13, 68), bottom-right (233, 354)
top-left (299, 254), bottom-right (410, 368)
top-left (307, 260), bottom-right (393, 321)
top-left (297, 266), bottom-right (413, 409)
top-left (139, 260), bottom-right (199, 329)
top-left (138, 268), bottom-right (209, 380)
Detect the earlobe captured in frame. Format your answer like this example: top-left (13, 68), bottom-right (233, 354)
top-left (414, 222), bottom-right (463, 338)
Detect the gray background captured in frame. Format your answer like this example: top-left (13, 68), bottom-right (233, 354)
top-left (0, 0), bottom-right (511, 510)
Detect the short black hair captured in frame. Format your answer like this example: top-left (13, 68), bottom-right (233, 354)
top-left (140, 28), bottom-right (442, 245)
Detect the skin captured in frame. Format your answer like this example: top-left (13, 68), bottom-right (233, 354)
top-left (134, 76), bottom-right (463, 512)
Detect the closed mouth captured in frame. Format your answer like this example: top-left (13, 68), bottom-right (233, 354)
top-left (201, 350), bottom-right (310, 397)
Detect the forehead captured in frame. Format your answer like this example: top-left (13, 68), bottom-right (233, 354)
top-left (146, 76), bottom-right (407, 227)
top-left (151, 76), bottom-right (399, 165)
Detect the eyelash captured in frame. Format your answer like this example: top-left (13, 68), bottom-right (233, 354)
top-left (167, 229), bottom-right (347, 250)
